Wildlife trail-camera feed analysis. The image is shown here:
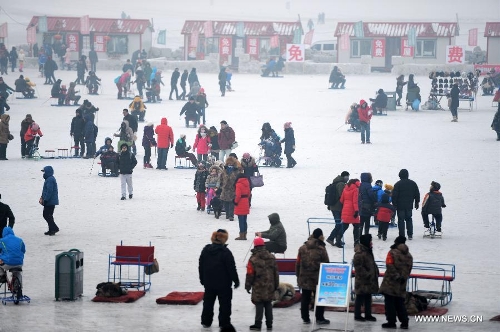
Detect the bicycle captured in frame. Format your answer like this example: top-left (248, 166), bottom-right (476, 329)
top-left (1, 267), bottom-right (30, 305)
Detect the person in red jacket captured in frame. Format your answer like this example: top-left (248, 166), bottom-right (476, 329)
top-left (337, 178), bottom-right (361, 246)
top-left (193, 125), bottom-right (211, 162)
top-left (154, 117), bottom-right (174, 170)
top-left (357, 99), bottom-right (373, 144)
top-left (376, 194), bottom-right (397, 241)
top-left (24, 122), bottom-right (43, 158)
top-left (234, 172), bottom-right (251, 240)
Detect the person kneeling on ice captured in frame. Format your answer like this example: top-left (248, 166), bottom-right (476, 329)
top-left (99, 145), bottom-right (119, 176)
top-left (421, 181), bottom-right (446, 235)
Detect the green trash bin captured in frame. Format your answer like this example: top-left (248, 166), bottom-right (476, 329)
top-left (386, 91), bottom-right (397, 110)
top-left (55, 249), bottom-right (84, 301)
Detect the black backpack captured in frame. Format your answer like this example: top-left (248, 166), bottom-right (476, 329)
top-left (324, 181), bottom-right (341, 206)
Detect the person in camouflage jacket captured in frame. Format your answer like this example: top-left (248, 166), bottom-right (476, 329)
top-left (219, 156), bottom-right (240, 221)
top-left (353, 234), bottom-right (379, 322)
top-left (379, 236), bottom-right (413, 329)
top-left (245, 237), bottom-right (279, 330)
top-left (295, 228), bottom-right (330, 325)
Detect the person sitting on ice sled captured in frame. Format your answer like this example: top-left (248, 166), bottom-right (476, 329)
top-left (345, 103), bottom-right (360, 131)
top-left (329, 66), bottom-right (346, 89)
top-left (259, 122), bottom-right (282, 160)
top-left (99, 145), bottom-right (119, 176)
top-left (421, 181), bottom-right (446, 235)
top-left (261, 58), bottom-right (277, 77)
top-left (129, 96), bottom-right (147, 122)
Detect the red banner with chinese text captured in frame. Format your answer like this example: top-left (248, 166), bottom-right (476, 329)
top-left (66, 33), bottom-right (80, 52)
top-left (219, 36), bottom-right (232, 56)
top-left (204, 21), bottom-right (213, 38)
top-left (372, 38), bottom-right (385, 57)
top-left (246, 37), bottom-right (259, 60)
top-left (400, 38), bottom-right (414, 57)
top-left (0, 23), bottom-right (7, 38)
top-left (270, 35), bottom-right (279, 48)
top-left (190, 31), bottom-right (199, 48)
top-left (94, 35), bottom-right (107, 52)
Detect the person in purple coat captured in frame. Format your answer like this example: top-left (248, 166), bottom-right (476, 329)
top-left (142, 122), bottom-right (157, 168)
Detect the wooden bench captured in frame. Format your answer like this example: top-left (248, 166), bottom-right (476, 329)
top-left (351, 261), bottom-right (455, 306)
top-left (108, 242), bottom-right (155, 291)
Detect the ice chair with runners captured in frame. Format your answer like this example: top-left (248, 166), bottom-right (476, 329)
top-left (423, 216), bottom-right (442, 239)
top-left (1, 267), bottom-right (30, 305)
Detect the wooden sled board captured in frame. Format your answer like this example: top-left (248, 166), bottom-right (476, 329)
top-left (51, 104), bottom-right (78, 107)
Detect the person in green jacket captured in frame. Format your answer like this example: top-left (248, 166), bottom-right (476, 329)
top-left (255, 213), bottom-right (287, 254)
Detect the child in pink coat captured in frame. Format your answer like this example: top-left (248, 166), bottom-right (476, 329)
top-left (193, 125), bottom-right (211, 162)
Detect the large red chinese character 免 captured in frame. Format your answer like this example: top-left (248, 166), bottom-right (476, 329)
top-left (448, 46), bottom-right (463, 63)
top-left (221, 38), bottom-right (230, 46)
top-left (288, 45), bottom-right (303, 61)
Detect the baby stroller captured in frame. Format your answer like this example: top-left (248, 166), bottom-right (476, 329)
top-left (207, 187), bottom-right (224, 219)
top-left (258, 139), bottom-right (282, 167)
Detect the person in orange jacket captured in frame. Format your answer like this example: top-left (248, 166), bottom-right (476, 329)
top-left (154, 117), bottom-right (174, 170)
top-left (24, 122), bottom-right (43, 158)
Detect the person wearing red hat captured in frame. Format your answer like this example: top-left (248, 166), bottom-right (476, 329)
top-left (245, 237), bottom-right (279, 330)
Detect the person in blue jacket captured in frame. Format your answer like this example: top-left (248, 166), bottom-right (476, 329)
top-left (0, 227), bottom-right (25, 287)
top-left (95, 137), bottom-right (113, 158)
top-left (358, 172), bottom-right (377, 236)
top-left (39, 166), bottom-right (59, 235)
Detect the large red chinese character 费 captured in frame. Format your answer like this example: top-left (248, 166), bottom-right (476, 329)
top-left (288, 45), bottom-right (303, 61)
top-left (448, 46), bottom-right (463, 63)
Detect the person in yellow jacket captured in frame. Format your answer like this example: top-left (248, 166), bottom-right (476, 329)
top-left (129, 95), bottom-right (147, 122)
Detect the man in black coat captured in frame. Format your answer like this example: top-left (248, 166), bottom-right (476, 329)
top-left (70, 109), bottom-right (85, 157)
top-left (0, 194), bottom-right (15, 238)
top-left (44, 56), bottom-right (58, 84)
top-left (169, 68), bottom-right (180, 100)
top-left (370, 89), bottom-right (388, 115)
top-left (88, 48), bottom-right (98, 72)
top-left (117, 143), bottom-right (137, 200)
top-left (78, 99), bottom-right (99, 117)
top-left (392, 169), bottom-right (420, 240)
top-left (199, 229), bottom-right (239, 329)
top-left (179, 97), bottom-right (201, 127)
top-left (179, 69), bottom-right (188, 100)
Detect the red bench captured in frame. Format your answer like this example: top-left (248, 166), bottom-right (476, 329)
top-left (108, 243), bottom-right (155, 291)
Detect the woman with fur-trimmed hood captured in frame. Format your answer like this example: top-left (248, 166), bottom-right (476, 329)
top-left (379, 236), bottom-right (413, 329)
top-left (219, 156), bottom-right (241, 221)
top-left (0, 113), bottom-right (12, 160)
top-left (114, 120), bottom-right (134, 151)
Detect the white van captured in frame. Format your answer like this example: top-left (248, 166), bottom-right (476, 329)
top-left (310, 40), bottom-right (337, 54)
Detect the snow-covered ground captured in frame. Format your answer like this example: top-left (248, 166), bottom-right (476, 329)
top-left (0, 67), bottom-right (499, 332)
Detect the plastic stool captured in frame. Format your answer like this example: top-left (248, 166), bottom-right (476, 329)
top-left (70, 146), bottom-right (80, 157)
top-left (45, 150), bottom-right (56, 158)
top-left (58, 148), bottom-right (69, 158)
top-left (174, 156), bottom-right (193, 169)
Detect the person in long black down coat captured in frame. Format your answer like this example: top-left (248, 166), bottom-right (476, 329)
top-left (199, 229), bottom-right (239, 329)
top-left (280, 122), bottom-right (296, 168)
